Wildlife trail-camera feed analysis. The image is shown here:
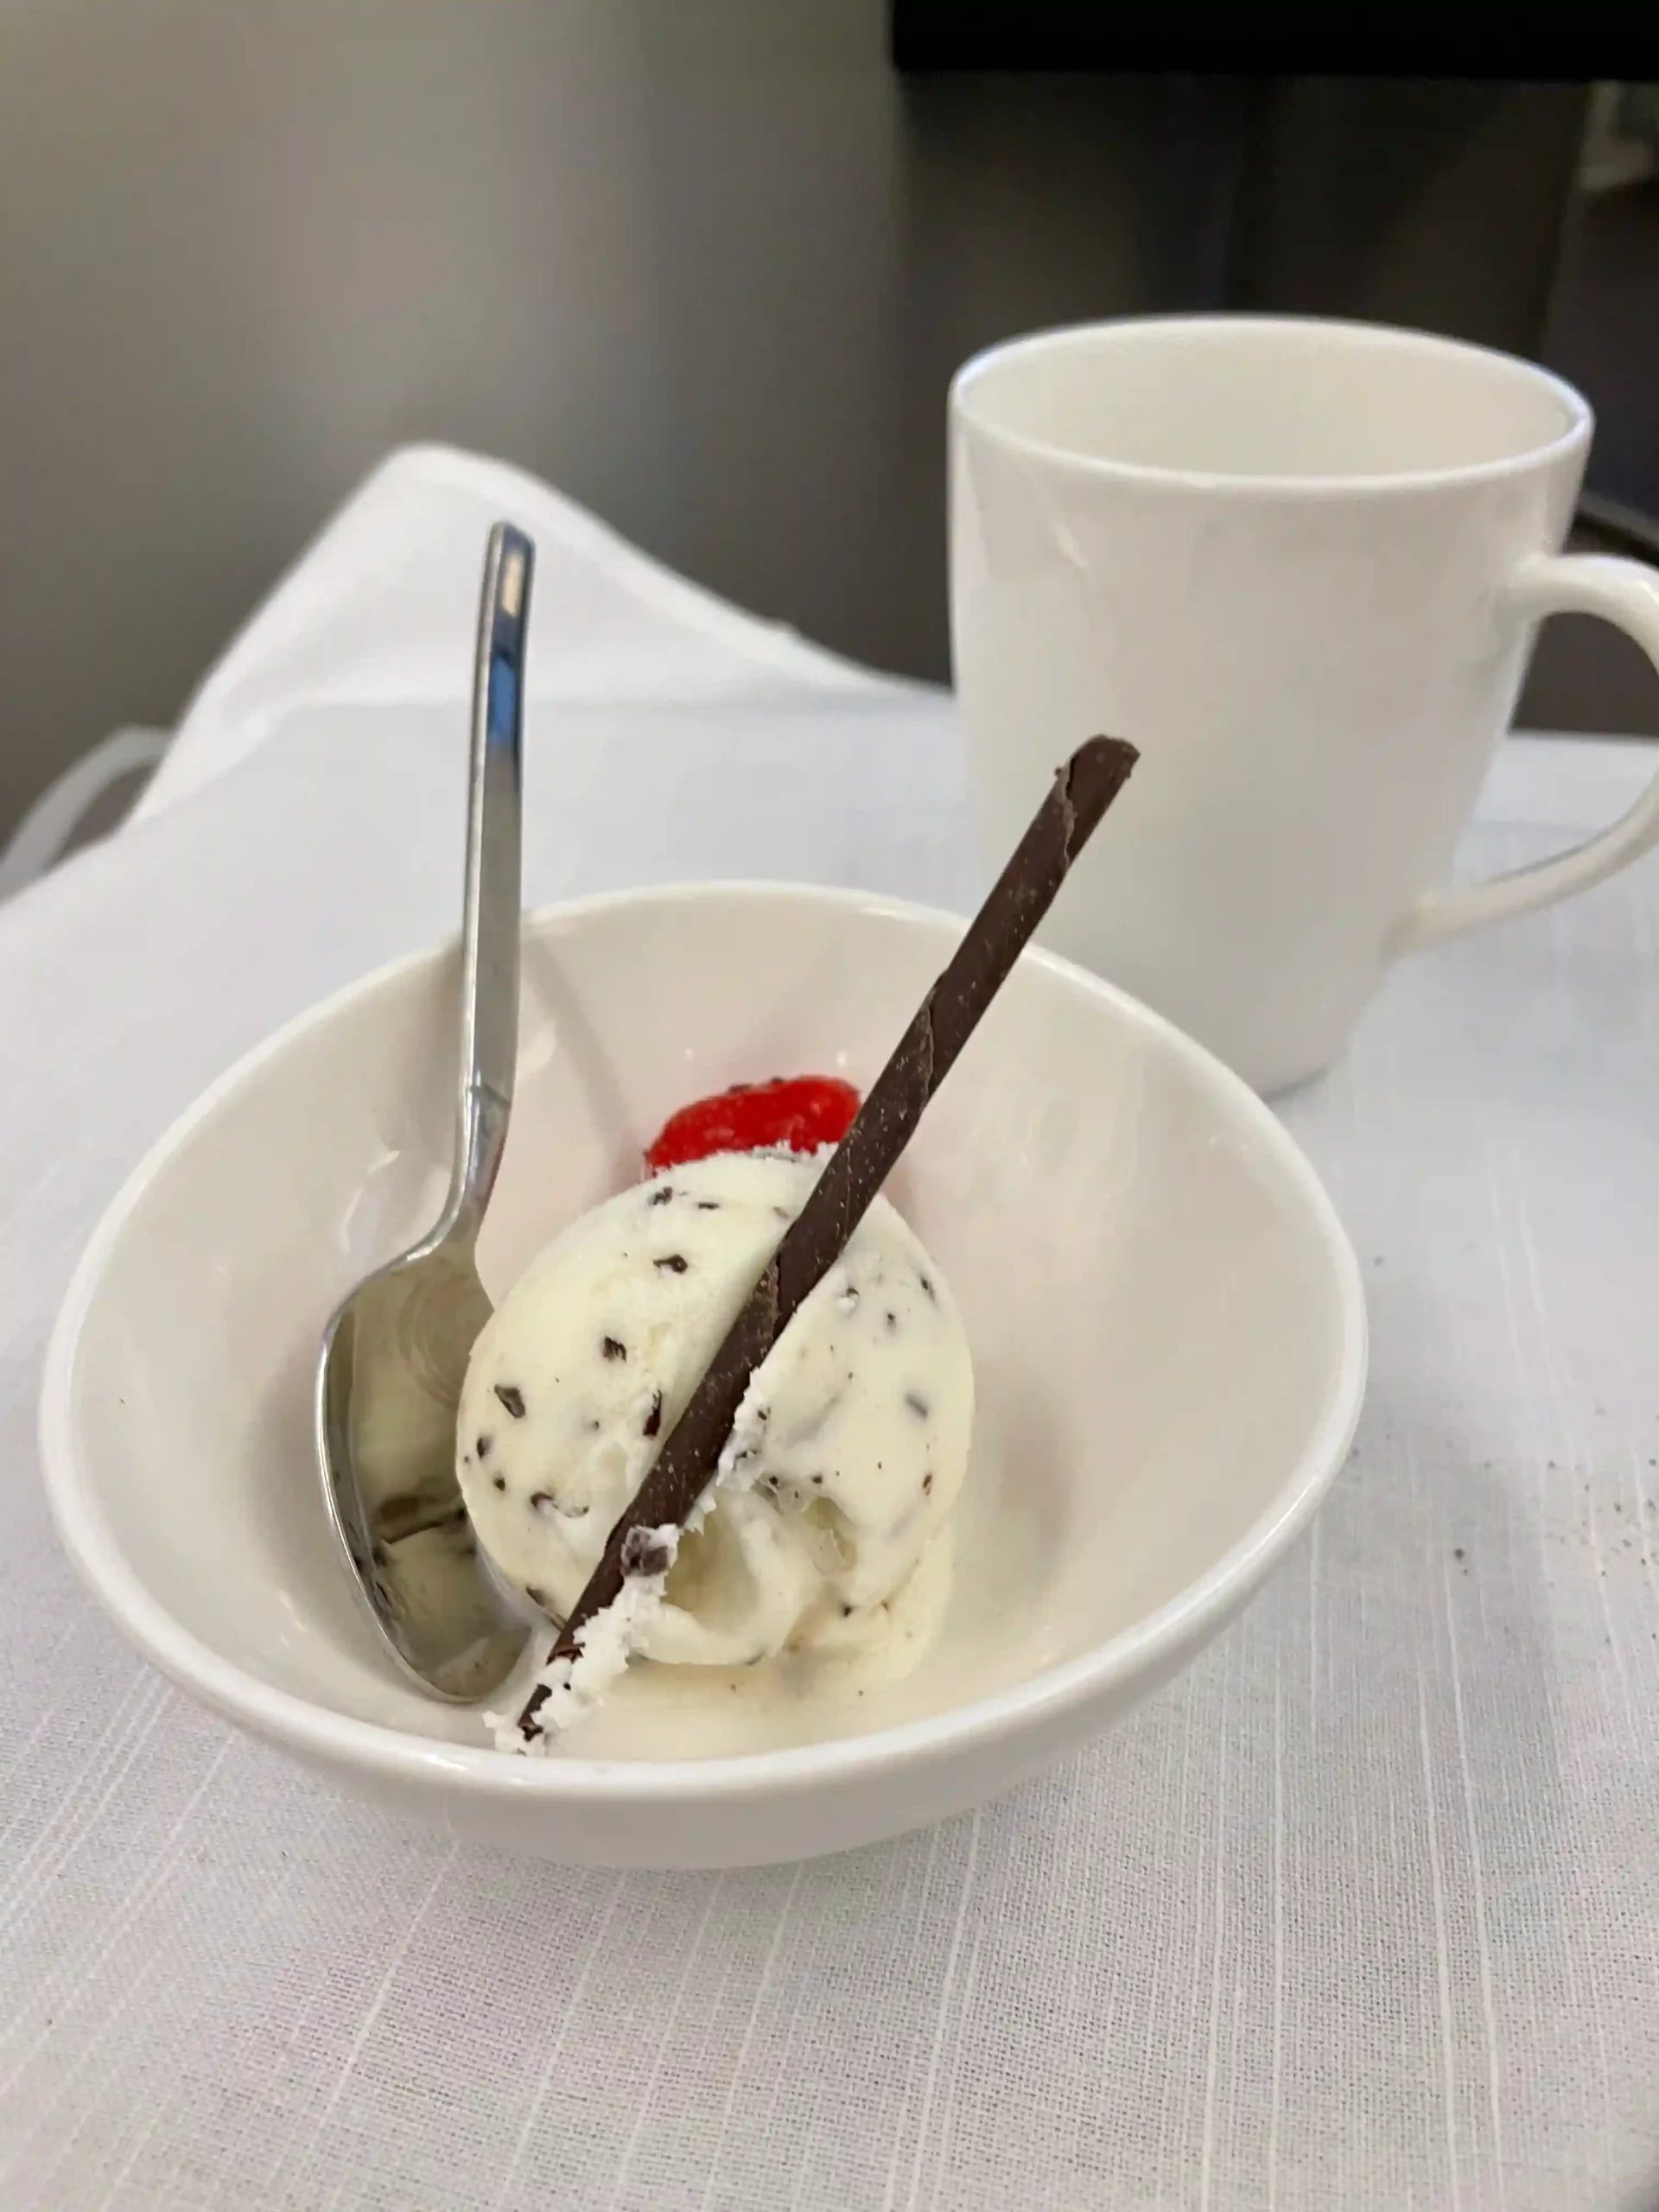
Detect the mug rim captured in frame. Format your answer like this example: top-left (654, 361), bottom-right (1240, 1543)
top-left (950, 313), bottom-right (1592, 498)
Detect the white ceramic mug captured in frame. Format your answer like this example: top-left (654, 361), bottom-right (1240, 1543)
top-left (950, 315), bottom-right (1659, 1092)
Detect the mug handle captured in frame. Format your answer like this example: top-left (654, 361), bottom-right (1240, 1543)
top-left (1391, 552), bottom-right (1659, 955)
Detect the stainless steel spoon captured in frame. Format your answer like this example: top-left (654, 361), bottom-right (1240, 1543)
top-left (317, 522), bottom-right (535, 1700)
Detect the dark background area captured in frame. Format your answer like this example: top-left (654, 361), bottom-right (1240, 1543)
top-left (1533, 175), bottom-right (1659, 731)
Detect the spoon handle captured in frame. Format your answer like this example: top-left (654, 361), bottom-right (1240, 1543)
top-left (451, 521), bottom-right (534, 1236)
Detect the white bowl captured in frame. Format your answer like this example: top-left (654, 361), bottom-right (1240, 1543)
top-left (41, 882), bottom-right (1364, 1868)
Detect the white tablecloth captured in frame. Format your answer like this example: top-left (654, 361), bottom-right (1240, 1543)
top-left (3, 448), bottom-right (1657, 2211)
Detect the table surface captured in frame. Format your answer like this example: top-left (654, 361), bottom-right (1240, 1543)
top-left (3, 449), bottom-right (1656, 2211)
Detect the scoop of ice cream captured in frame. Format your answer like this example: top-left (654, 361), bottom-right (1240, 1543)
top-left (455, 1148), bottom-right (973, 1716)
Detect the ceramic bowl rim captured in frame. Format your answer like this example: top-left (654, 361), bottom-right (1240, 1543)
top-left (39, 878), bottom-right (1368, 1806)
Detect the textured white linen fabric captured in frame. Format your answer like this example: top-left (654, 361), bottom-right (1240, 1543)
top-left (135, 442), bottom-right (897, 826)
top-left (3, 452), bottom-right (1657, 2210)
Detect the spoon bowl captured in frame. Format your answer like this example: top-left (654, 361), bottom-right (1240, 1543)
top-left (318, 1232), bottom-right (521, 1697)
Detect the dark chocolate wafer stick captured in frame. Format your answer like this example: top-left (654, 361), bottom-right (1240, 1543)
top-left (516, 734), bottom-right (1137, 1739)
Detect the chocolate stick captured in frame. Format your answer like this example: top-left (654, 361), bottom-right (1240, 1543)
top-left (516, 735), bottom-right (1137, 1739)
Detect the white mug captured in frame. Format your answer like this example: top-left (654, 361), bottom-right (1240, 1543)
top-left (950, 315), bottom-right (1659, 1092)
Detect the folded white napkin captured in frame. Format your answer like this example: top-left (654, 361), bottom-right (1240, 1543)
top-left (143, 442), bottom-right (900, 821)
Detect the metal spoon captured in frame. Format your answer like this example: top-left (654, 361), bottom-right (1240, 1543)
top-left (317, 522), bottom-right (536, 1700)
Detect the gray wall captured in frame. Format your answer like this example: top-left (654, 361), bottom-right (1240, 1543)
top-left (0, 3), bottom-right (906, 832)
top-left (1, 3), bottom-right (1284, 836)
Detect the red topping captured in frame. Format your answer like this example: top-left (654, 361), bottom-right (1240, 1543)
top-left (645, 1076), bottom-right (861, 1173)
